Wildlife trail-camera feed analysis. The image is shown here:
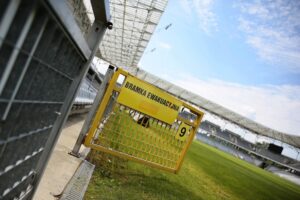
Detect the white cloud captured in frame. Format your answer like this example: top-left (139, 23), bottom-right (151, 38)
top-left (180, 0), bottom-right (193, 15)
top-left (237, 0), bottom-right (300, 73)
top-left (158, 42), bottom-right (172, 49)
top-left (180, 0), bottom-right (217, 34)
top-left (166, 74), bottom-right (300, 136)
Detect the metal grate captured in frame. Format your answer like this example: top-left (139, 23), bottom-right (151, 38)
top-left (60, 160), bottom-right (95, 200)
top-left (0, 1), bottom-right (93, 199)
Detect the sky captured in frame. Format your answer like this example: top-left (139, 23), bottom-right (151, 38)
top-left (138, 0), bottom-right (300, 137)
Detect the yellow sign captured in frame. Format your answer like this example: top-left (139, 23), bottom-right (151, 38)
top-left (117, 76), bottom-right (182, 124)
top-left (176, 123), bottom-right (190, 141)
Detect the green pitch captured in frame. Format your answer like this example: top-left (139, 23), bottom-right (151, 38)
top-left (85, 140), bottom-right (300, 200)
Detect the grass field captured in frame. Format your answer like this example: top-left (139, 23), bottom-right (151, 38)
top-left (84, 140), bottom-right (300, 200)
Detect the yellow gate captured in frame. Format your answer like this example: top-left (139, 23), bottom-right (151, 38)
top-left (84, 68), bottom-right (204, 173)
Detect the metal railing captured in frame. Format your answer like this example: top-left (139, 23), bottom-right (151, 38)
top-left (0, 0), bottom-right (110, 199)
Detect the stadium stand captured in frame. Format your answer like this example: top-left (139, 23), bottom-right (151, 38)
top-left (198, 121), bottom-right (300, 174)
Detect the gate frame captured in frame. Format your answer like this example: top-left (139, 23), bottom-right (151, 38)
top-left (83, 68), bottom-right (204, 173)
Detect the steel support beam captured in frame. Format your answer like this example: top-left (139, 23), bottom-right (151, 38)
top-left (70, 65), bottom-right (115, 157)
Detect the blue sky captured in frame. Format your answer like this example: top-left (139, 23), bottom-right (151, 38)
top-left (138, 0), bottom-right (300, 136)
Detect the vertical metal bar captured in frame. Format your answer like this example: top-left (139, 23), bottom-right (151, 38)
top-left (0, 6), bottom-right (36, 95)
top-left (83, 70), bottom-right (121, 146)
top-left (0, 0), bottom-right (21, 47)
top-left (70, 65), bottom-right (115, 157)
top-left (175, 105), bottom-right (204, 173)
top-left (2, 18), bottom-right (49, 121)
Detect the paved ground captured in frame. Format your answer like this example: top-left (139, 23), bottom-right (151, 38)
top-left (33, 114), bottom-right (87, 200)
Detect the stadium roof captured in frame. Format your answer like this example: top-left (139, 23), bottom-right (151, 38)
top-left (74, 1), bottom-right (300, 148)
top-left (98, 0), bottom-right (168, 68)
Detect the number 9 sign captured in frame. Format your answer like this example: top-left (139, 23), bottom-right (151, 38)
top-left (176, 123), bottom-right (190, 141)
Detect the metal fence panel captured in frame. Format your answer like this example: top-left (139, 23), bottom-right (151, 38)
top-left (0, 0), bottom-right (109, 199)
top-left (84, 69), bottom-right (205, 173)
